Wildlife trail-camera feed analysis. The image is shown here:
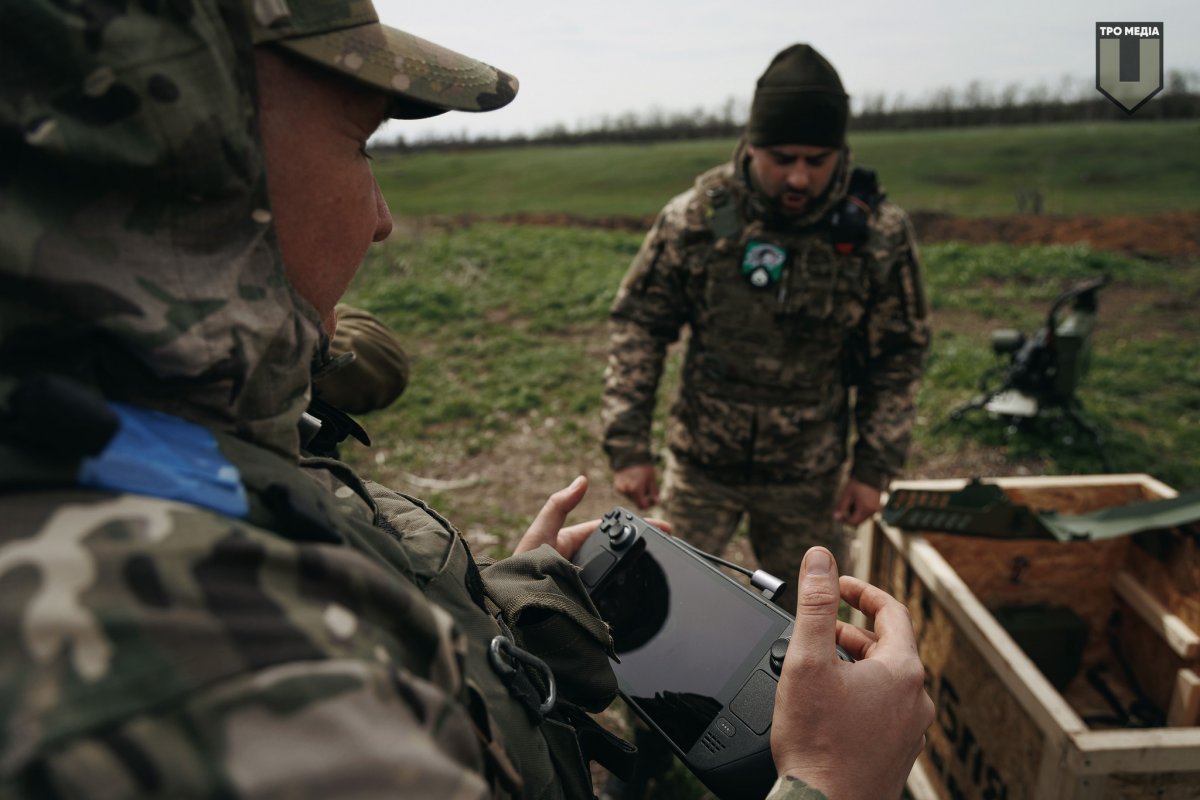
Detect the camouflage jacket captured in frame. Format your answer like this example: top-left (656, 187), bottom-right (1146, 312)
top-left (602, 142), bottom-right (930, 488)
top-left (1, 2), bottom-right (854, 797)
top-left (0, 2), bottom-right (612, 797)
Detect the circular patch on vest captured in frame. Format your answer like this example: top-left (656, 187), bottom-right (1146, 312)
top-left (741, 241), bottom-right (787, 289)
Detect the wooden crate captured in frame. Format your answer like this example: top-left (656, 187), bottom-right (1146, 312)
top-left (866, 474), bottom-right (1200, 800)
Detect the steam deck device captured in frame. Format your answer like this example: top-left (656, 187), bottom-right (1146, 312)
top-left (573, 507), bottom-right (852, 800)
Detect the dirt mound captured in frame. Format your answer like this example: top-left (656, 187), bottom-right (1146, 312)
top-left (908, 210), bottom-right (1200, 259)
top-left (424, 210), bottom-right (1200, 259)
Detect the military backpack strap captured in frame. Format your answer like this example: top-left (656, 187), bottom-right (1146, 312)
top-left (301, 395), bottom-right (371, 458)
top-left (549, 701), bottom-right (639, 781)
top-left (828, 166), bottom-right (885, 254)
top-left (705, 185), bottom-right (743, 242)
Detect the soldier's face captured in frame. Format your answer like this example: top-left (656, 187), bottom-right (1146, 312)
top-left (256, 48), bottom-right (393, 333)
top-left (746, 144), bottom-right (840, 215)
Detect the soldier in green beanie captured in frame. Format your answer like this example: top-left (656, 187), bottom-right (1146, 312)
top-left (604, 40), bottom-right (930, 641)
top-left (601, 48), bottom-right (930, 795)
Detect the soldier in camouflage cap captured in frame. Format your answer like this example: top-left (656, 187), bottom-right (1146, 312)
top-left (603, 43), bottom-right (931, 614)
top-left (0, 6), bottom-right (932, 798)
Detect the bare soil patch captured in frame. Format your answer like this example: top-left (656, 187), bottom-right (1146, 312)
top-left (907, 210), bottom-right (1200, 260)
top-left (410, 210), bottom-right (1200, 261)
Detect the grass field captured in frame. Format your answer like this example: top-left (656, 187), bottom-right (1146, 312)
top-left (373, 120), bottom-right (1200, 218)
top-left (342, 222), bottom-right (1200, 548)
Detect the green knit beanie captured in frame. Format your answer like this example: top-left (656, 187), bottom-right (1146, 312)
top-left (747, 44), bottom-right (849, 147)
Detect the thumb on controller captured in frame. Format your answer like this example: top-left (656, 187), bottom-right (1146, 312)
top-left (788, 547), bottom-right (841, 666)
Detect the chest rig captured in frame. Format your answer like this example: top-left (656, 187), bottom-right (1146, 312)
top-left (685, 167), bottom-right (884, 406)
top-left (707, 166), bottom-right (884, 268)
top-left (0, 372), bottom-right (628, 800)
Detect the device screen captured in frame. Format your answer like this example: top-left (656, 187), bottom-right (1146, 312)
top-left (591, 530), bottom-right (789, 752)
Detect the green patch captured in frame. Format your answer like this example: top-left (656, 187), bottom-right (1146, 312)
top-left (741, 241), bottom-right (787, 288)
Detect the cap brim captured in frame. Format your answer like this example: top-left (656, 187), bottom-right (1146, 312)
top-left (276, 23), bottom-right (518, 120)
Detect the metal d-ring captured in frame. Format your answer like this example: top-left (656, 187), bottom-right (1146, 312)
top-left (489, 635), bottom-right (557, 716)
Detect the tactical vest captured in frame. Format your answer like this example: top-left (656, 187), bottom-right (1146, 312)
top-left (680, 168), bottom-right (881, 410)
top-left (0, 374), bottom-right (622, 799)
top-left (365, 485), bottom-right (619, 800)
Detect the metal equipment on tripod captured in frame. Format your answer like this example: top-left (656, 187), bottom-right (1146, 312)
top-left (949, 276), bottom-right (1113, 470)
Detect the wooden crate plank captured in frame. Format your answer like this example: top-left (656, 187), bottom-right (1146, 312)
top-left (905, 758), bottom-right (942, 800)
top-left (1167, 669), bottom-right (1200, 728)
top-left (876, 519), bottom-right (1085, 737)
top-left (1113, 571), bottom-right (1200, 659)
top-left (874, 525), bottom-right (1063, 799)
top-left (1124, 527), bottom-right (1200, 633)
top-left (1068, 728), bottom-right (1200, 771)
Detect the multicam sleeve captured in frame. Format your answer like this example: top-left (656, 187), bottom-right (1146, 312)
top-left (0, 493), bottom-right (494, 799)
top-left (851, 204), bottom-right (931, 490)
top-left (601, 203), bottom-right (692, 471)
top-left (766, 775), bottom-right (830, 800)
top-left (9, 660), bottom-right (491, 799)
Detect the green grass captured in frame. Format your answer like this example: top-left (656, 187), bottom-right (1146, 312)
top-left (341, 225), bottom-right (638, 533)
top-left (852, 122), bottom-right (1200, 215)
top-left (917, 242), bottom-right (1200, 488)
top-left (374, 120), bottom-right (1200, 218)
top-left (341, 224), bottom-right (1200, 543)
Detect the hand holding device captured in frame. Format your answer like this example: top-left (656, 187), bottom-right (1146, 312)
top-left (572, 508), bottom-right (853, 799)
top-left (514, 474), bottom-right (598, 558)
top-left (771, 548), bottom-right (935, 800)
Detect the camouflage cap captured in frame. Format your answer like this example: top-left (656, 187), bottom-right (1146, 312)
top-left (247, 0), bottom-right (518, 119)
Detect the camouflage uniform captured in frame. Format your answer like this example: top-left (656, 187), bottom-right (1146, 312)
top-left (0, 1), bottom-right (846, 797)
top-left (0, 2), bottom-right (611, 798)
top-left (602, 141), bottom-right (929, 604)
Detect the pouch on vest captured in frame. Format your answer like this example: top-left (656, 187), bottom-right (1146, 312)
top-left (481, 544), bottom-right (619, 712)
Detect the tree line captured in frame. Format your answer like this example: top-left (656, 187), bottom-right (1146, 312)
top-left (375, 70), bottom-right (1200, 153)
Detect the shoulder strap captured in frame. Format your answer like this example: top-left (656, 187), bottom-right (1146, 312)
top-left (829, 166), bottom-right (886, 254)
top-left (706, 186), bottom-right (743, 241)
top-left (848, 166), bottom-right (885, 209)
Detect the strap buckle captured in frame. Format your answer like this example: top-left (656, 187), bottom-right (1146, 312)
top-left (489, 635), bottom-right (557, 716)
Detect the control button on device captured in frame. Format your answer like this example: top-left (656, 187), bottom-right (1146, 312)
top-left (769, 637), bottom-right (789, 675)
top-left (729, 669), bottom-right (778, 735)
top-left (608, 523), bottom-right (635, 549)
top-left (580, 551), bottom-right (616, 587)
top-left (715, 716), bottom-right (736, 738)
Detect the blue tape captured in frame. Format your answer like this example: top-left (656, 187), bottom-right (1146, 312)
top-left (78, 403), bottom-right (249, 519)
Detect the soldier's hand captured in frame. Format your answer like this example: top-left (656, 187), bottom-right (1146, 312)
top-left (834, 479), bottom-right (882, 526)
top-left (515, 475), bottom-right (598, 559)
top-left (770, 547), bottom-right (933, 800)
top-left (514, 475), bottom-right (672, 560)
top-left (613, 463), bottom-right (659, 510)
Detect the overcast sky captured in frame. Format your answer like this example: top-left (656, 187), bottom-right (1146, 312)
top-left (372, 0), bottom-right (1199, 143)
